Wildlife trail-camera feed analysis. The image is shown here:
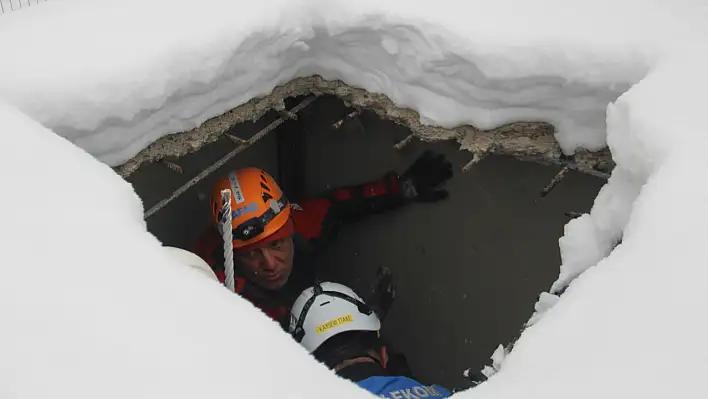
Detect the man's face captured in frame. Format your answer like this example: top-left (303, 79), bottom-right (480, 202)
top-left (236, 236), bottom-right (295, 290)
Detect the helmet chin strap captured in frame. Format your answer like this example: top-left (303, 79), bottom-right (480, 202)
top-left (336, 345), bottom-right (387, 372)
top-left (334, 356), bottom-right (378, 372)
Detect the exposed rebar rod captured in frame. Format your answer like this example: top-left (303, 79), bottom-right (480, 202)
top-left (540, 166), bottom-right (570, 197)
top-left (393, 134), bottom-right (414, 150)
top-left (143, 95), bottom-right (316, 219)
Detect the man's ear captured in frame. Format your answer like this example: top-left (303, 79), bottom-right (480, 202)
top-left (380, 345), bottom-right (388, 369)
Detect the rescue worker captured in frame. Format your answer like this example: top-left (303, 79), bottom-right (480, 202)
top-left (289, 281), bottom-right (452, 398)
top-left (193, 150), bottom-right (453, 328)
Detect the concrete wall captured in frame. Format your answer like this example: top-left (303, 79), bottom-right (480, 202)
top-left (127, 96), bottom-right (605, 390)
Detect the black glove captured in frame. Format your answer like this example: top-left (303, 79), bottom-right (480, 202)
top-left (399, 150), bottom-right (453, 202)
top-left (369, 266), bottom-right (395, 321)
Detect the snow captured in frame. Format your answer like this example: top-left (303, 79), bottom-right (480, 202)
top-left (1, 0), bottom-right (708, 398)
top-left (3, 0), bottom-right (695, 165)
top-left (0, 100), bottom-right (368, 397)
top-left (0, 0), bottom-right (41, 14)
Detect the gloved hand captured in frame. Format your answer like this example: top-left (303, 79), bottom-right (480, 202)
top-left (399, 150), bottom-right (453, 202)
top-left (369, 266), bottom-right (395, 321)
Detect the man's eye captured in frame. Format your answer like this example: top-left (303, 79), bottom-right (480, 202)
top-left (243, 250), bottom-right (258, 258)
top-left (270, 239), bottom-right (285, 249)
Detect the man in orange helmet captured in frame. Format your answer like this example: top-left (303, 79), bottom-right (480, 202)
top-left (193, 150), bottom-right (453, 328)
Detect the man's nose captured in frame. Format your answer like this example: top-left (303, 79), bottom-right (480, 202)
top-left (259, 248), bottom-right (279, 271)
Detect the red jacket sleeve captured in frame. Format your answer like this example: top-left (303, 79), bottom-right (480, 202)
top-left (192, 228), bottom-right (221, 268)
top-left (290, 171), bottom-right (406, 253)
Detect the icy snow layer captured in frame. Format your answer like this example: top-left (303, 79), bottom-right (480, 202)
top-left (2, 0), bottom-right (708, 398)
top-left (3, 0), bottom-right (701, 165)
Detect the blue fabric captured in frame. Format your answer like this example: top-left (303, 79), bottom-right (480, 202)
top-left (356, 376), bottom-right (451, 399)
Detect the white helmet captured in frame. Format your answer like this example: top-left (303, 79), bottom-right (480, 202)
top-left (164, 246), bottom-right (219, 283)
top-left (289, 282), bottom-right (381, 353)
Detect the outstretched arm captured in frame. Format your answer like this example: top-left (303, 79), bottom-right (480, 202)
top-left (290, 150), bottom-right (454, 252)
top-left (324, 150), bottom-right (454, 222)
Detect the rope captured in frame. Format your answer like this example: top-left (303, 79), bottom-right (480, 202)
top-left (143, 95), bottom-right (316, 219)
top-left (220, 189), bottom-right (235, 293)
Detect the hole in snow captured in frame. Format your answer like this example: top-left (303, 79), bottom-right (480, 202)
top-left (126, 93), bottom-right (606, 390)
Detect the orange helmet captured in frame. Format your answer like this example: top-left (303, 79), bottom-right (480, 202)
top-left (210, 168), bottom-right (292, 250)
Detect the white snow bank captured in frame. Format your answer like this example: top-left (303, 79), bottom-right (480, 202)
top-left (471, 51), bottom-right (708, 397)
top-left (0, 100), bottom-right (370, 398)
top-left (2, 0), bottom-right (708, 398)
top-left (3, 0), bottom-right (701, 165)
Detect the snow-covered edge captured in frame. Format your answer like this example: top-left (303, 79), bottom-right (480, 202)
top-left (2, 1), bottom-right (708, 397)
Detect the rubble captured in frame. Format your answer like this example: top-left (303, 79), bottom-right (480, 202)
top-left (115, 75), bottom-right (614, 179)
